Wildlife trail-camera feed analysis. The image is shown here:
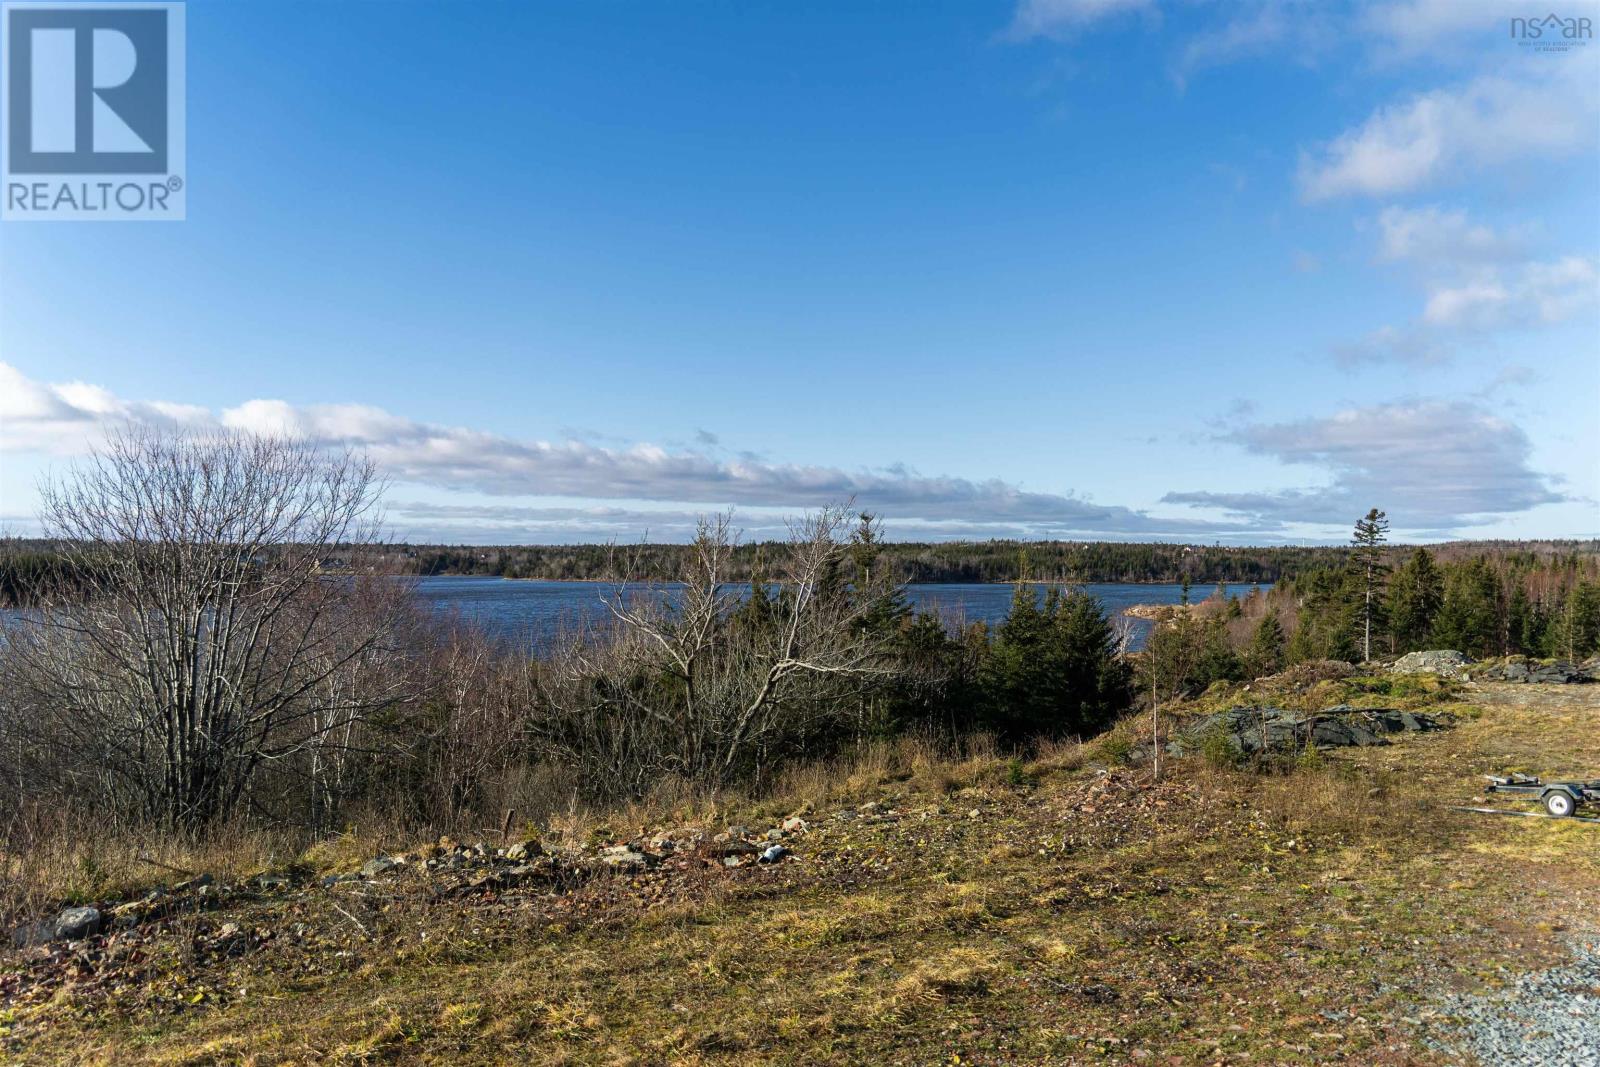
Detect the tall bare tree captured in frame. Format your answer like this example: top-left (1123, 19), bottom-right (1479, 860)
top-left (1, 427), bottom-right (412, 829)
top-left (528, 507), bottom-right (899, 796)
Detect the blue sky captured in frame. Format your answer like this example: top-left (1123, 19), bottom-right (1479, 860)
top-left (2, 0), bottom-right (1597, 544)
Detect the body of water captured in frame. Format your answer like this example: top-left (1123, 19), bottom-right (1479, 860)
top-left (412, 577), bottom-right (1268, 651)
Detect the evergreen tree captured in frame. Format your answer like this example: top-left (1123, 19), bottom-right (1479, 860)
top-left (1430, 559), bottom-right (1501, 657)
top-left (1244, 609), bottom-right (1286, 678)
top-left (1286, 566), bottom-right (1361, 663)
top-left (1555, 580), bottom-right (1600, 661)
top-left (978, 585), bottom-right (1132, 740)
top-left (1350, 508), bottom-right (1390, 662)
top-left (1505, 585), bottom-right (1532, 655)
top-left (1385, 547), bottom-right (1442, 654)
top-left (1140, 612), bottom-right (1240, 700)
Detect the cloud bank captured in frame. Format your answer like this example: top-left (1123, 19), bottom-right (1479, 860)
top-left (4, 364), bottom-right (1570, 541)
top-left (0, 363), bottom-right (1228, 540)
top-left (1164, 401), bottom-right (1567, 527)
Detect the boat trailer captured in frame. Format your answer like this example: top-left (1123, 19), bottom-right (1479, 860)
top-left (1450, 772), bottom-right (1600, 823)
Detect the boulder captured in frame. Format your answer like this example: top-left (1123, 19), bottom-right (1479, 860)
top-left (599, 844), bottom-right (658, 870)
top-left (359, 855), bottom-right (400, 879)
top-left (504, 840), bottom-right (542, 862)
top-left (53, 906), bottom-right (103, 941)
top-left (1390, 650), bottom-right (1470, 677)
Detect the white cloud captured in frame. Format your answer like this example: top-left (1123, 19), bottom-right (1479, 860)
top-left (1421, 255), bottom-right (1599, 328)
top-left (1164, 400), bottom-right (1566, 527)
top-left (1338, 207), bottom-right (1598, 365)
top-left (1005, 0), bottom-right (1154, 40)
top-left (1359, 0), bottom-right (1558, 62)
top-left (1299, 62), bottom-right (1599, 200)
top-left (1375, 204), bottom-right (1527, 266)
top-left (1170, 1), bottom-right (1343, 87)
top-left (0, 363), bottom-right (210, 453)
top-left (0, 362), bottom-right (1235, 539)
top-left (1332, 324), bottom-right (1448, 369)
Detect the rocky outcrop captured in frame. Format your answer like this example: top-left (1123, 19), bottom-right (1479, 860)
top-left (1479, 657), bottom-right (1596, 684)
top-left (1170, 704), bottom-right (1445, 757)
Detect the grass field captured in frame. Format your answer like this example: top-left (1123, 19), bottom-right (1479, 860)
top-left (3, 678), bottom-right (1598, 1065)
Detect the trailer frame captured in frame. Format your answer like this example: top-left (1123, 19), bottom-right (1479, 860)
top-left (1483, 772), bottom-right (1600, 818)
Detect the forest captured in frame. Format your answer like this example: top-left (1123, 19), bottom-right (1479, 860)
top-left (382, 537), bottom-right (1600, 586)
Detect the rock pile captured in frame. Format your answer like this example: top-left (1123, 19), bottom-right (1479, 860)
top-left (1389, 650), bottom-right (1471, 677)
top-left (1169, 704), bottom-right (1445, 757)
top-left (6, 819), bottom-right (809, 952)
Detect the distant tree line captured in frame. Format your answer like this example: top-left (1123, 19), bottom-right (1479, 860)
top-left (1132, 513), bottom-right (1600, 700)
top-left (7, 533), bottom-right (1598, 608)
top-left (292, 537), bottom-right (1599, 586)
top-left (1283, 548), bottom-right (1600, 664)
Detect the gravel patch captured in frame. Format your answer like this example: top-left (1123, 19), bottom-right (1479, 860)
top-left (1428, 938), bottom-right (1600, 1066)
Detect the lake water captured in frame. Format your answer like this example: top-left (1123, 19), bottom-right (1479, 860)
top-left (412, 577), bottom-right (1266, 652)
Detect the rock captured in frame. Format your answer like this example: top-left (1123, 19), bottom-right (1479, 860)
top-left (599, 844), bottom-right (658, 870)
top-left (172, 874), bottom-right (213, 893)
top-left (359, 855), bottom-right (400, 879)
top-left (9, 920), bottom-right (54, 949)
top-left (109, 900), bottom-right (147, 924)
top-left (759, 844), bottom-right (790, 864)
top-left (1390, 650), bottom-right (1471, 677)
top-left (765, 828), bottom-right (785, 840)
top-left (701, 839), bottom-right (759, 859)
top-left (53, 906), bottom-right (102, 941)
top-left (504, 840), bottom-right (543, 862)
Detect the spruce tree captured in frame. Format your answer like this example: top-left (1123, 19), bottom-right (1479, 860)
top-left (1350, 508), bottom-right (1390, 662)
top-left (1244, 609), bottom-right (1286, 678)
top-left (1556, 580), bottom-right (1600, 661)
top-left (1385, 547), bottom-right (1442, 654)
top-left (1430, 560), bottom-right (1501, 657)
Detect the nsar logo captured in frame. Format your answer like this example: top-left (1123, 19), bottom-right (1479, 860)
top-left (1510, 12), bottom-right (1593, 51)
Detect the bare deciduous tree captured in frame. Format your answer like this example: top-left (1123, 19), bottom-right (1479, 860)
top-left (1, 427), bottom-right (412, 829)
top-left (528, 507), bottom-right (899, 797)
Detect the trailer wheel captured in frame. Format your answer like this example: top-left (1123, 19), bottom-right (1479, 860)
top-left (1544, 791), bottom-right (1576, 818)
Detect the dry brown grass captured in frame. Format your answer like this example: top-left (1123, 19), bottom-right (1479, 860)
top-left (3, 679), bottom-right (1598, 1066)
